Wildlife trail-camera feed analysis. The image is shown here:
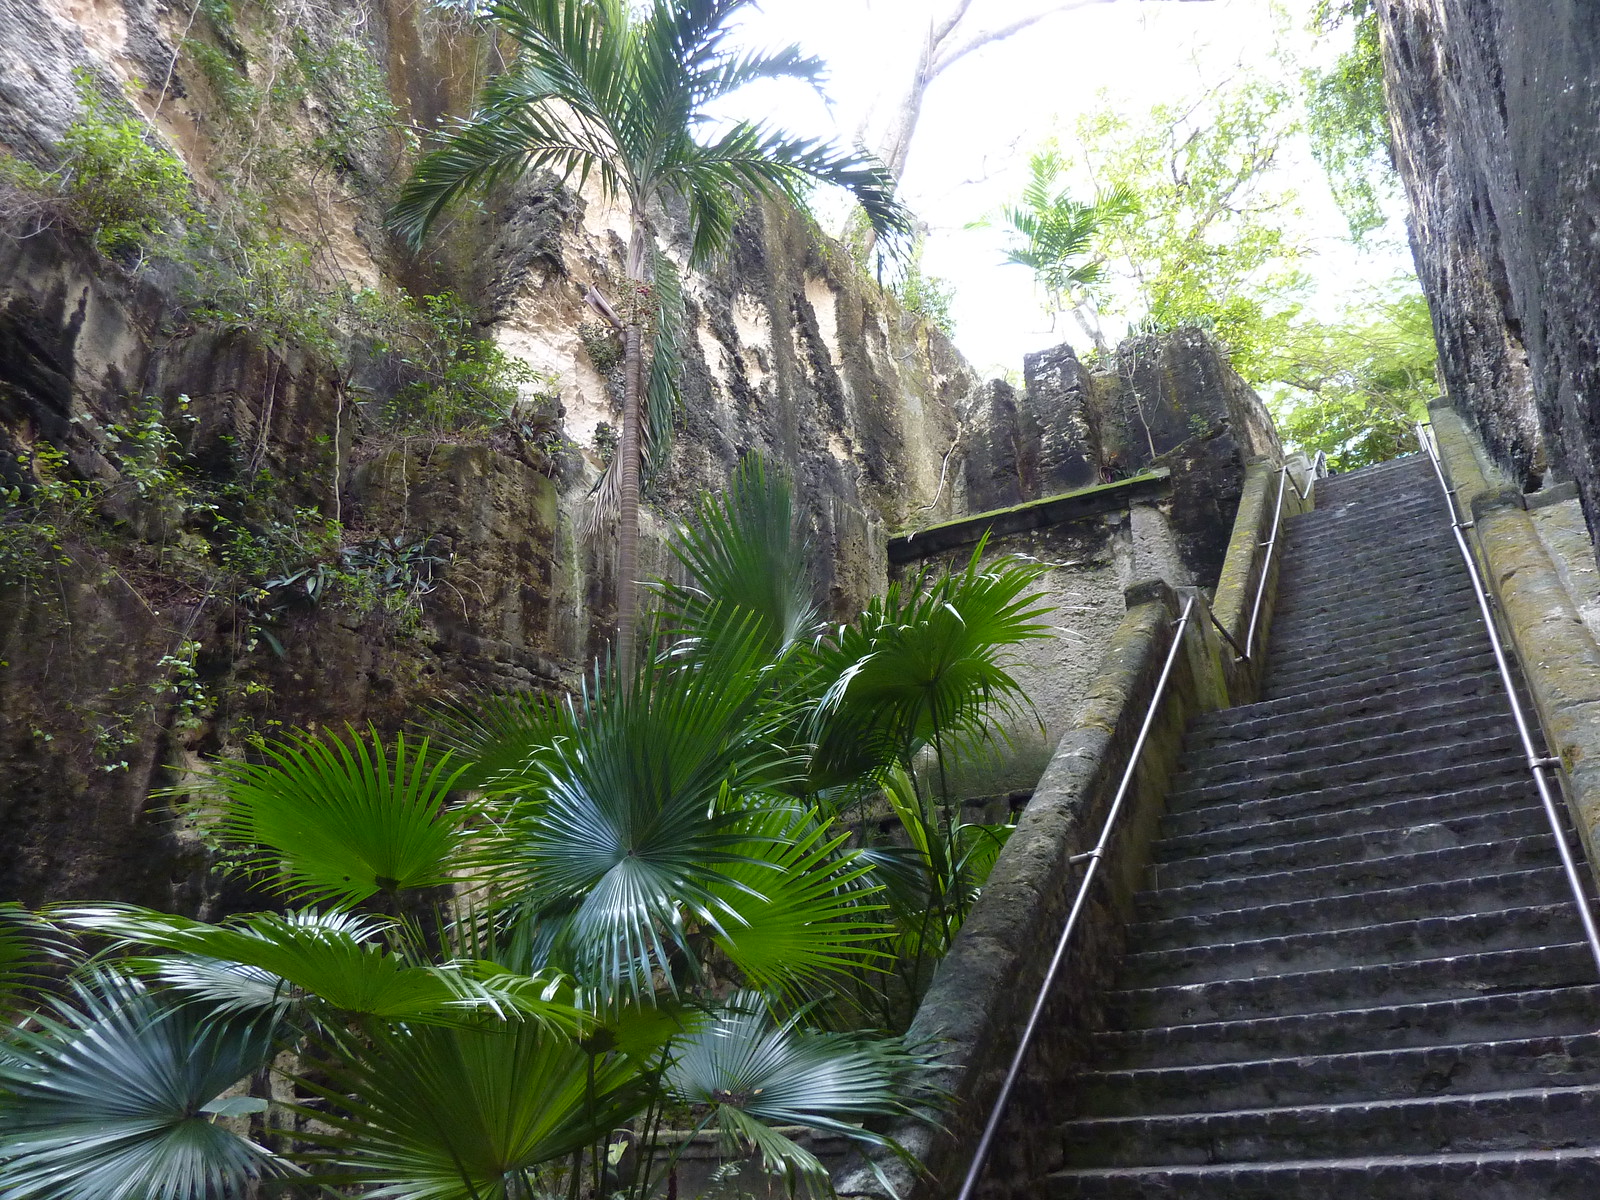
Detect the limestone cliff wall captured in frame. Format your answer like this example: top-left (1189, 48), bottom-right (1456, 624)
top-left (0, 0), bottom-right (969, 908)
top-left (1375, 1), bottom-right (1600, 548)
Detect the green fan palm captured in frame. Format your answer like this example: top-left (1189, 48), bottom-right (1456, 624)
top-left (809, 540), bottom-right (1052, 794)
top-left (389, 0), bottom-right (910, 669)
top-left (663, 991), bottom-right (933, 1193)
top-left (294, 1018), bottom-right (651, 1200)
top-left (192, 726), bottom-right (469, 910)
top-left (0, 971), bottom-right (286, 1200)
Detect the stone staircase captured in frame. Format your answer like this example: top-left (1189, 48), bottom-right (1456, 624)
top-left (1049, 454), bottom-right (1600, 1197)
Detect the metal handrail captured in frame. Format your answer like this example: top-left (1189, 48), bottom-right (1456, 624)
top-left (1240, 451), bottom-right (1327, 663)
top-left (1415, 421), bottom-right (1600, 977)
top-left (953, 594), bottom-right (1197, 1200)
top-left (951, 448), bottom-right (1327, 1199)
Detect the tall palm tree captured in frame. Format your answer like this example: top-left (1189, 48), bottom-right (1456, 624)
top-left (389, 0), bottom-right (911, 669)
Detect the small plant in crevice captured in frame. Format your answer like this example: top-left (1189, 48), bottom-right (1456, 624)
top-left (578, 319), bottom-right (623, 375)
top-left (1, 70), bottom-right (197, 258)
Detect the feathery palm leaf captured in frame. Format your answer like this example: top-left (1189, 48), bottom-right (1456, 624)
top-left (294, 1018), bottom-right (650, 1200)
top-left (0, 971), bottom-right (285, 1200)
top-left (193, 726), bottom-right (469, 909)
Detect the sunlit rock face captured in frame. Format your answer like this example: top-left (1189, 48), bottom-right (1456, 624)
top-left (1376, 0), bottom-right (1600, 539)
top-left (0, 0), bottom-right (971, 907)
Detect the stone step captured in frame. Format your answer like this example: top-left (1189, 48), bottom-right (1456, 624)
top-left (1108, 943), bottom-right (1597, 1029)
top-left (1177, 692), bottom-right (1508, 770)
top-left (1186, 670), bottom-right (1504, 747)
top-left (1169, 729), bottom-right (1522, 802)
top-left (1056, 1085), bottom-right (1600, 1170)
top-left (1093, 985), bottom-right (1600, 1069)
top-left (1166, 748), bottom-right (1528, 817)
top-left (1276, 541), bottom-right (1464, 583)
top-left (1267, 611), bottom-right (1478, 659)
top-left (1049, 1146), bottom-right (1600, 1200)
top-left (1273, 574), bottom-right (1473, 617)
top-left (1157, 780), bottom-right (1537, 855)
top-left (1134, 836), bottom-right (1566, 920)
top-left (1075, 1032), bottom-right (1600, 1117)
top-left (1267, 630), bottom-right (1491, 684)
top-left (1118, 904), bottom-right (1583, 989)
top-left (1131, 866), bottom-right (1580, 951)
top-left (1151, 805), bottom-right (1560, 890)
top-left (1190, 661), bottom-right (1503, 735)
top-left (1264, 630), bottom-right (1494, 693)
top-left (1282, 505), bottom-right (1455, 545)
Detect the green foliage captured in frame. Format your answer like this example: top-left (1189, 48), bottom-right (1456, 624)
top-left (1266, 284), bottom-right (1437, 469)
top-left (51, 72), bottom-right (196, 256)
top-left (984, 143), bottom-right (1136, 342)
top-left (355, 290), bottom-right (548, 436)
top-left (189, 726), bottom-right (470, 908)
top-left (0, 971), bottom-right (286, 1200)
top-left (890, 238), bottom-right (957, 337)
top-left (578, 319), bottom-right (623, 374)
top-left (0, 445), bottom-right (99, 592)
top-left (1305, 0), bottom-right (1395, 241)
top-left (1076, 80), bottom-right (1305, 382)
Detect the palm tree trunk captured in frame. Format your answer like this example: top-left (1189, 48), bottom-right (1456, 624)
top-left (616, 222), bottom-right (649, 673)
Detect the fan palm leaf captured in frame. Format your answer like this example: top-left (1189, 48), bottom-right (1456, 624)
top-left (664, 991), bottom-right (933, 1192)
top-left (0, 971), bottom-right (285, 1200)
top-left (192, 726), bottom-right (469, 909)
top-left (55, 907), bottom-right (581, 1030)
top-left (293, 1018), bottom-right (650, 1200)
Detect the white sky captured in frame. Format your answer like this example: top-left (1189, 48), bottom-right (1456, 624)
top-left (728, 0), bottom-right (1414, 376)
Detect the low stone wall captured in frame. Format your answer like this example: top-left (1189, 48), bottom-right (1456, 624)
top-left (833, 455), bottom-right (1309, 1200)
top-left (1430, 402), bottom-right (1600, 887)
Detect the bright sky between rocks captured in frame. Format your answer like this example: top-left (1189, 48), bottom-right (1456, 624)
top-left (729, 0), bottom-right (1413, 377)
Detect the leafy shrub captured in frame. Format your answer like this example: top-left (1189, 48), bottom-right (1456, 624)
top-left (52, 72), bottom-right (195, 256)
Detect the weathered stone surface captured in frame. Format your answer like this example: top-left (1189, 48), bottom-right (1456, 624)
top-left (1376, 0), bottom-right (1600, 556)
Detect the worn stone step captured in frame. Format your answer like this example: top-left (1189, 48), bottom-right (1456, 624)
top-left (1152, 805), bottom-right (1559, 890)
top-left (1170, 728), bottom-right (1521, 801)
top-left (1190, 662), bottom-right (1503, 736)
top-left (1187, 671), bottom-right (1504, 747)
top-left (1273, 582), bottom-right (1472, 630)
top-left (1166, 746), bottom-right (1528, 816)
top-left (1282, 505), bottom-right (1454, 546)
top-left (1049, 1146), bottom-right (1600, 1200)
top-left (1262, 640), bottom-right (1498, 700)
top-left (1267, 620), bottom-right (1491, 678)
top-left (1119, 904), bottom-right (1582, 988)
top-left (1093, 985), bottom-right (1600, 1069)
top-left (1271, 598), bottom-right (1477, 648)
top-left (1131, 866), bottom-right (1580, 951)
top-left (1108, 943), bottom-right (1597, 1029)
top-left (1271, 600), bottom-right (1480, 649)
top-left (1134, 836), bottom-right (1565, 920)
top-left (1178, 692), bottom-right (1508, 770)
top-left (1277, 537), bottom-right (1462, 579)
top-left (1075, 1032), bottom-right (1600, 1117)
top-left (1057, 1083), bottom-right (1600, 1170)
top-left (1158, 781), bottom-right (1537, 855)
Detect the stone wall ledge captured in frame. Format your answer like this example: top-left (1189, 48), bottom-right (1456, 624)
top-left (1430, 402), bottom-right (1600, 887)
top-left (887, 471), bottom-right (1170, 566)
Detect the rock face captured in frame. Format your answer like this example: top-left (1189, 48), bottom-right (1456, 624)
top-left (1375, 1), bottom-right (1600, 546)
top-left (0, 0), bottom-right (969, 908)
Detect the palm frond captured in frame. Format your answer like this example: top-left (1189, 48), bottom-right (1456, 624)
top-left (424, 690), bottom-right (573, 795)
top-left (704, 808), bottom-right (888, 1000)
top-left (0, 971), bottom-right (286, 1200)
top-left (0, 905), bottom-right (71, 1018)
top-left (55, 906), bottom-right (581, 1030)
top-left (190, 726), bottom-right (469, 909)
top-left (292, 1019), bottom-right (650, 1199)
top-left (475, 619), bottom-right (808, 1003)
top-left (657, 454), bottom-right (819, 656)
top-left (665, 991), bottom-right (936, 1190)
